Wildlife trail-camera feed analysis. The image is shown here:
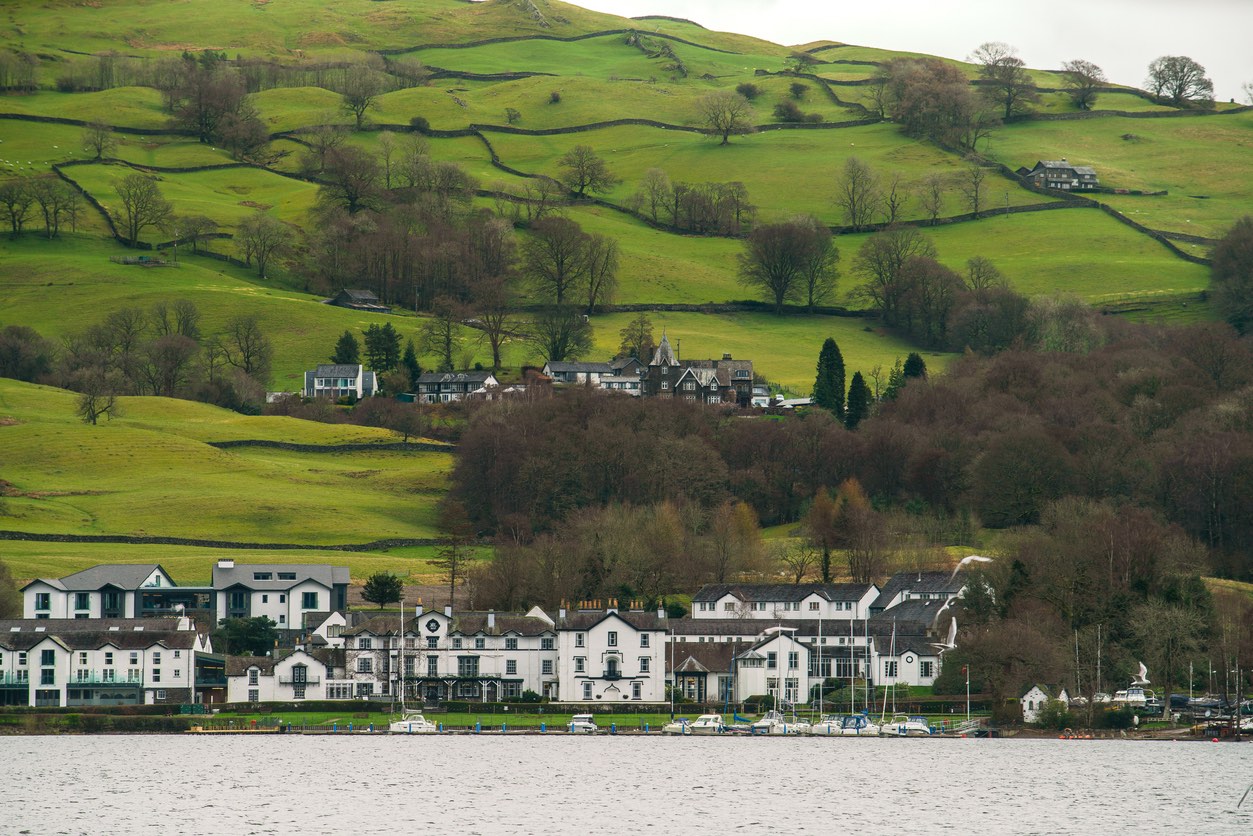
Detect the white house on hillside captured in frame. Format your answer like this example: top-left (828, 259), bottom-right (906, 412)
top-left (212, 560), bottom-right (349, 628)
top-left (1021, 685), bottom-right (1070, 723)
top-left (302, 364), bottom-right (378, 400)
top-left (23, 564), bottom-right (176, 620)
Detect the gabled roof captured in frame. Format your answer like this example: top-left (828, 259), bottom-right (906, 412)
top-left (1031, 160), bottom-right (1097, 176)
top-left (0, 619), bottom-right (201, 651)
top-left (609, 356), bottom-right (640, 371)
top-left (692, 583), bottom-right (877, 605)
top-left (870, 598), bottom-right (951, 631)
top-left (226, 647), bottom-right (343, 677)
top-left (668, 641), bottom-right (748, 675)
top-left (415, 371), bottom-right (497, 385)
top-left (338, 289), bottom-right (379, 302)
top-left (450, 613), bottom-right (555, 637)
top-left (544, 361), bottom-right (612, 374)
top-left (559, 610), bottom-right (668, 631)
top-left (676, 366), bottom-right (720, 388)
top-left (212, 563), bottom-right (349, 591)
top-left (27, 564), bottom-right (169, 592)
top-left (871, 571), bottom-right (964, 610)
top-left (311, 364), bottom-right (364, 378)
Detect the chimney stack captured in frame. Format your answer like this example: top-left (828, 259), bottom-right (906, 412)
top-left (415, 603), bottom-right (424, 617)
top-left (217, 558), bottom-right (235, 569)
top-left (444, 605), bottom-right (452, 618)
top-left (488, 610), bottom-right (496, 630)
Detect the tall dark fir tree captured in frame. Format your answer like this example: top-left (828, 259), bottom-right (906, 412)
top-left (331, 330), bottom-right (360, 365)
top-left (845, 371), bottom-right (872, 429)
top-left (812, 337), bottom-right (846, 419)
top-left (903, 352), bottom-right (927, 380)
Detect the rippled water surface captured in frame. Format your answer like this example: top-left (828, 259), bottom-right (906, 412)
top-left (3, 735), bottom-right (1251, 834)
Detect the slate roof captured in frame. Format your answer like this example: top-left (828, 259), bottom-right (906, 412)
top-left (212, 563), bottom-right (349, 592)
top-left (451, 613), bottom-right (555, 637)
top-left (340, 289), bottom-right (380, 303)
top-left (544, 361), bottom-right (613, 374)
top-left (0, 619), bottom-right (200, 651)
top-left (870, 598), bottom-right (951, 631)
top-left (558, 611), bottom-right (669, 631)
top-left (225, 647), bottom-right (343, 677)
top-left (672, 617), bottom-right (917, 642)
top-left (609, 357), bottom-right (641, 372)
top-left (1035, 160), bottom-right (1097, 176)
top-left (312, 364), bottom-right (365, 378)
top-left (870, 571), bottom-right (964, 611)
top-left (415, 371), bottom-right (496, 385)
top-left (650, 332), bottom-right (679, 366)
top-left (668, 641), bottom-right (749, 675)
top-left (26, 564), bottom-right (167, 592)
top-left (692, 583), bottom-right (877, 605)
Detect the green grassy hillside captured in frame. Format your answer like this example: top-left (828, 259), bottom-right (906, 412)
top-left (0, 0), bottom-right (1245, 566)
top-left (0, 378), bottom-right (451, 545)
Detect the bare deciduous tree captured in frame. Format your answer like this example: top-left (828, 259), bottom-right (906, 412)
top-left (114, 173), bottom-right (172, 246)
top-left (919, 173), bottom-right (945, 226)
top-left (557, 144), bottom-right (620, 197)
top-left (81, 121), bottom-right (117, 160)
top-left (1060, 59), bottom-right (1107, 110)
top-left (234, 211), bottom-right (292, 278)
top-left (341, 65), bottom-right (383, 130)
top-left (961, 164), bottom-right (988, 218)
top-left (970, 41), bottom-right (1040, 120)
top-left (1146, 55), bottom-right (1214, 106)
top-left (696, 90), bottom-right (755, 145)
top-left (833, 156), bottom-right (881, 231)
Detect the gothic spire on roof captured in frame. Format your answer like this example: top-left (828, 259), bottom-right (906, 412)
top-left (650, 330), bottom-right (679, 367)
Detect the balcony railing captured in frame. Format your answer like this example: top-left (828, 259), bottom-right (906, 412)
top-left (69, 672), bottom-right (144, 686)
top-left (195, 676), bottom-right (228, 687)
top-left (0, 672), bottom-right (30, 686)
top-left (602, 671), bottom-right (622, 681)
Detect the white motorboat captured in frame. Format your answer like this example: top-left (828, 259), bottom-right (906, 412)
top-left (661, 718), bottom-right (692, 735)
top-left (568, 713), bottom-right (598, 734)
top-left (388, 711), bottom-right (439, 734)
top-left (690, 714), bottom-right (726, 735)
top-left (809, 714), bottom-right (847, 736)
top-left (840, 713), bottom-right (880, 736)
top-left (880, 714), bottom-right (932, 736)
top-left (752, 710), bottom-right (809, 735)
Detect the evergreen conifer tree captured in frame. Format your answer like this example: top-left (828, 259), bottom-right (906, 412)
top-left (903, 352), bottom-right (927, 380)
top-left (331, 330), bottom-right (360, 365)
top-left (883, 357), bottom-right (906, 400)
top-left (402, 339), bottom-right (422, 389)
top-left (812, 337), bottom-right (846, 418)
top-left (845, 371), bottom-right (872, 429)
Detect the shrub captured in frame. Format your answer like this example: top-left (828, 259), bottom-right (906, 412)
top-left (549, 91), bottom-right (561, 104)
top-left (773, 100), bottom-right (805, 122)
top-left (736, 82), bottom-right (761, 100)
top-left (1035, 698), bottom-right (1073, 730)
top-left (409, 116), bottom-right (430, 133)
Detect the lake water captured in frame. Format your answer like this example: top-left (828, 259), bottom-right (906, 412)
top-left (2, 735), bottom-right (1250, 834)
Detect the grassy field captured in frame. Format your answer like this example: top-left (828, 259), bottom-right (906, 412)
top-left (0, 540), bottom-right (446, 586)
top-left (64, 162), bottom-right (319, 233)
top-left (487, 121), bottom-right (1056, 226)
top-left (984, 111), bottom-right (1253, 239)
top-left (588, 310), bottom-right (948, 393)
top-left (0, 236), bottom-right (450, 389)
top-left (0, 378), bottom-right (452, 546)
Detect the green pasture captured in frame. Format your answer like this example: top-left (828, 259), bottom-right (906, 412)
top-left (0, 540), bottom-right (445, 586)
top-left (411, 33), bottom-right (785, 81)
top-left (0, 236), bottom-right (446, 389)
top-left (564, 204), bottom-right (745, 304)
top-left (0, 380), bottom-right (451, 545)
top-left (63, 162), bottom-right (318, 233)
top-left (588, 310), bottom-right (948, 393)
top-left (835, 209), bottom-right (1211, 305)
top-left (0, 87), bottom-right (169, 130)
top-left (487, 121), bottom-right (1053, 225)
top-left (0, 119), bottom-right (228, 175)
top-left (252, 87), bottom-right (350, 133)
top-left (984, 111), bottom-right (1253, 239)
top-left (6, 0), bottom-right (621, 60)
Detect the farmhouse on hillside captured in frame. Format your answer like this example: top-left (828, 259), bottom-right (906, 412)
top-left (326, 288), bottom-right (390, 313)
top-left (302, 364), bottom-right (378, 400)
top-left (1020, 159), bottom-right (1099, 191)
top-left (643, 333), bottom-right (755, 407)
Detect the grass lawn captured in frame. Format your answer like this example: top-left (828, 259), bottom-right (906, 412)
top-left (0, 379), bottom-right (452, 546)
top-left (589, 310), bottom-right (948, 393)
top-left (488, 121), bottom-right (1054, 226)
top-left (984, 110), bottom-right (1253, 239)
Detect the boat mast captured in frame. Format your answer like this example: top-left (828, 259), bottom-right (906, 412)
top-left (880, 620), bottom-right (895, 723)
top-left (849, 616), bottom-right (855, 715)
top-left (817, 614), bottom-right (823, 718)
